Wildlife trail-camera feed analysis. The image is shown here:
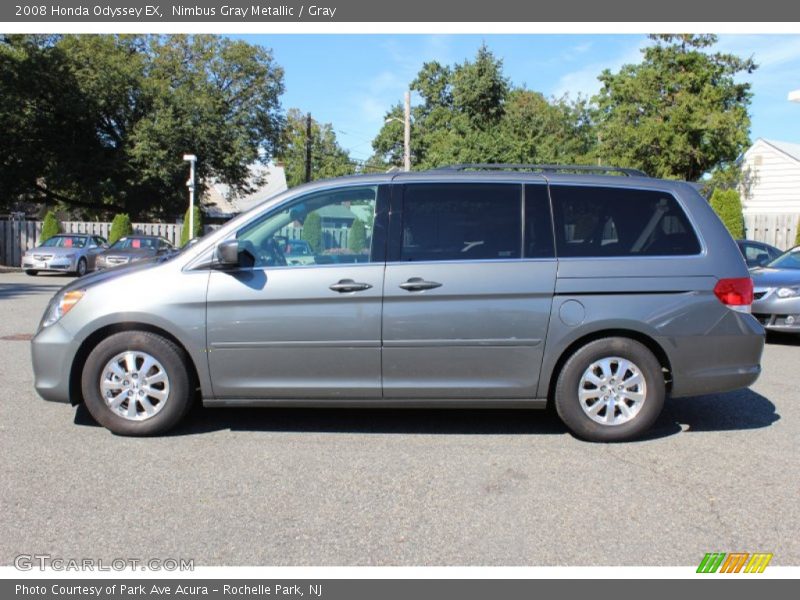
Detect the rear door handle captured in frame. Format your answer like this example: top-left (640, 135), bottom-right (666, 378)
top-left (329, 279), bottom-right (373, 293)
top-left (399, 277), bottom-right (443, 292)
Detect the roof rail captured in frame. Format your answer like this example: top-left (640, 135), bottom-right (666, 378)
top-left (431, 164), bottom-right (648, 177)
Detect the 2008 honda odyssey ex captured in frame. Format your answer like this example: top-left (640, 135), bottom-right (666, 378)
top-left (31, 165), bottom-right (765, 442)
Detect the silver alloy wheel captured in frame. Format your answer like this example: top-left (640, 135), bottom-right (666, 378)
top-left (100, 351), bottom-right (171, 421)
top-left (578, 356), bottom-right (647, 426)
top-left (76, 259), bottom-right (87, 276)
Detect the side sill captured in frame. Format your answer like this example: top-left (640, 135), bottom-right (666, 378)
top-left (202, 398), bottom-right (548, 409)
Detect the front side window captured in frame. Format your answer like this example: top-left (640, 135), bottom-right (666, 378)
top-left (236, 186), bottom-right (378, 268)
top-left (550, 186), bottom-right (701, 257)
top-left (398, 184), bottom-right (522, 262)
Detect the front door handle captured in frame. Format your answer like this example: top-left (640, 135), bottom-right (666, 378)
top-left (329, 279), bottom-right (373, 293)
top-left (399, 277), bottom-right (443, 292)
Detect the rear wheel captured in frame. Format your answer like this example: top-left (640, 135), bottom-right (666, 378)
top-left (81, 331), bottom-right (194, 435)
top-left (554, 337), bottom-right (665, 442)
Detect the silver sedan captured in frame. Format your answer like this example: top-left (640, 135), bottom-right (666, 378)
top-left (21, 234), bottom-right (108, 277)
top-left (751, 245), bottom-right (800, 333)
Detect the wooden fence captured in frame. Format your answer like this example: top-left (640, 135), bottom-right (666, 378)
top-left (744, 213), bottom-right (799, 251)
top-left (0, 220), bottom-right (354, 267)
top-left (0, 220), bottom-right (195, 267)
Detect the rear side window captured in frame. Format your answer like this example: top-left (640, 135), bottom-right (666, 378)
top-left (550, 185), bottom-right (701, 257)
top-left (399, 184), bottom-right (521, 262)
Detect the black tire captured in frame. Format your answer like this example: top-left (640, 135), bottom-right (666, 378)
top-left (554, 337), bottom-right (665, 443)
top-left (25, 270), bottom-right (38, 276)
top-left (74, 257), bottom-right (87, 277)
top-left (81, 331), bottom-right (194, 436)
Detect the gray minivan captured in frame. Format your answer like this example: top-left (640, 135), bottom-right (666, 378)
top-left (31, 165), bottom-right (765, 441)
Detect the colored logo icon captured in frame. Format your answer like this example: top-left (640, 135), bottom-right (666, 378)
top-left (697, 552), bottom-right (773, 573)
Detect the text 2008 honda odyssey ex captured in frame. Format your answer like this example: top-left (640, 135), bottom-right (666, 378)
top-left (31, 165), bottom-right (765, 442)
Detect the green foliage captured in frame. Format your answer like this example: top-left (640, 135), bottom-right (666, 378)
top-left (180, 206), bottom-right (202, 247)
top-left (301, 212), bottom-right (323, 253)
top-left (348, 218), bottom-right (367, 253)
top-left (370, 46), bottom-right (596, 170)
top-left (709, 188), bottom-right (745, 239)
top-left (0, 34), bottom-right (284, 218)
top-left (277, 109), bottom-right (355, 187)
top-left (108, 213), bottom-right (133, 245)
top-left (40, 211), bottom-right (60, 242)
top-left (594, 34), bottom-right (756, 181)
top-left (795, 217), bottom-right (800, 247)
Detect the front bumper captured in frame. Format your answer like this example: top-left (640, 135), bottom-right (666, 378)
top-left (31, 322), bottom-right (80, 403)
top-left (21, 256), bottom-right (77, 272)
top-left (752, 288), bottom-right (800, 332)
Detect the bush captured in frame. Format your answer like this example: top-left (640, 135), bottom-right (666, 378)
top-left (795, 217), bottom-right (800, 247)
top-left (40, 211), bottom-right (60, 243)
top-left (709, 188), bottom-right (744, 239)
top-left (180, 206), bottom-right (203, 247)
top-left (108, 213), bottom-right (133, 245)
top-left (301, 212), bottom-right (323, 253)
top-left (348, 218), bottom-right (367, 253)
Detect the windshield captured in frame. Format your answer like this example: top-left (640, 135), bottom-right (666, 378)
top-left (112, 237), bottom-right (159, 250)
top-left (41, 236), bottom-right (87, 248)
top-left (766, 247), bottom-right (800, 270)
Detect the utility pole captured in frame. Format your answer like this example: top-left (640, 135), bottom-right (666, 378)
top-left (183, 154), bottom-right (197, 242)
top-left (403, 91), bottom-right (411, 172)
top-left (305, 112), bottom-right (313, 183)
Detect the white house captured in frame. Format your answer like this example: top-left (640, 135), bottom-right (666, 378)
top-left (739, 138), bottom-right (800, 249)
top-left (202, 162), bottom-right (288, 220)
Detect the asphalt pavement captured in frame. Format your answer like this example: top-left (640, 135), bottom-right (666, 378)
top-left (0, 271), bottom-right (797, 566)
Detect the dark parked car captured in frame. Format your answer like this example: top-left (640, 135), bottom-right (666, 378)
top-left (95, 236), bottom-right (175, 270)
top-left (751, 245), bottom-right (800, 333)
top-left (736, 239), bottom-right (783, 268)
top-left (22, 234), bottom-right (108, 276)
top-left (31, 164), bottom-right (764, 441)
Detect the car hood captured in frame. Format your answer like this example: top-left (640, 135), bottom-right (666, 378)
top-left (61, 255), bottom-right (163, 294)
top-left (750, 267), bottom-right (800, 288)
top-left (99, 247), bottom-right (155, 258)
top-left (28, 245), bottom-right (82, 257)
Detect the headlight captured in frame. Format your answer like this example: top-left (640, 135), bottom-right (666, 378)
top-left (776, 287), bottom-right (799, 298)
top-left (41, 290), bottom-right (85, 328)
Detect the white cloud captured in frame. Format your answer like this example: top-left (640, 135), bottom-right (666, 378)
top-left (551, 39), bottom-right (646, 99)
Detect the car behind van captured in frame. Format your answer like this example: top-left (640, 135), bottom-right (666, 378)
top-left (31, 165), bottom-right (765, 441)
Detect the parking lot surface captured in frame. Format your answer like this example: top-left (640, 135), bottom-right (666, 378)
top-left (1, 271), bottom-right (798, 566)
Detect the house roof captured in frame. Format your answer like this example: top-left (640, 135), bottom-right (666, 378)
top-left (756, 138), bottom-right (800, 163)
top-left (202, 163), bottom-right (288, 218)
top-left (317, 204), bottom-right (356, 220)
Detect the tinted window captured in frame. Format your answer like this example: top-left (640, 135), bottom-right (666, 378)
top-left (399, 184), bottom-right (521, 262)
top-left (550, 186), bottom-right (701, 257)
top-left (524, 184), bottom-right (555, 258)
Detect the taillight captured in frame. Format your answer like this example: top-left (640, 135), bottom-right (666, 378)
top-left (714, 277), bottom-right (753, 313)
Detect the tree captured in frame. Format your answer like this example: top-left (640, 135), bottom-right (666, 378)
top-left (348, 218), bottom-right (367, 253)
top-left (180, 206), bottom-right (202, 247)
top-left (276, 109), bottom-right (354, 188)
top-left (0, 34), bottom-right (285, 218)
top-left (370, 46), bottom-right (595, 170)
top-left (593, 34), bottom-right (756, 181)
top-left (108, 213), bottom-right (133, 244)
top-left (709, 188), bottom-right (744, 239)
top-left (301, 212), bottom-right (323, 253)
top-left (40, 211), bottom-right (60, 242)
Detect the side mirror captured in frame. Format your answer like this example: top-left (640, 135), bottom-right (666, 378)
top-left (216, 240), bottom-right (240, 267)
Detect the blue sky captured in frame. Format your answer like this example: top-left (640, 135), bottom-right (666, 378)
top-left (236, 34), bottom-right (800, 164)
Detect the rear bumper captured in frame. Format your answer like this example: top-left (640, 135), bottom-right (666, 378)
top-left (665, 311), bottom-right (765, 398)
top-left (31, 322), bottom-right (79, 404)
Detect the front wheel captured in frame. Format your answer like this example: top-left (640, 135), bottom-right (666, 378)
top-left (25, 270), bottom-right (38, 276)
top-left (74, 257), bottom-right (87, 277)
top-left (81, 331), bottom-right (194, 435)
top-left (554, 337), bottom-right (665, 442)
